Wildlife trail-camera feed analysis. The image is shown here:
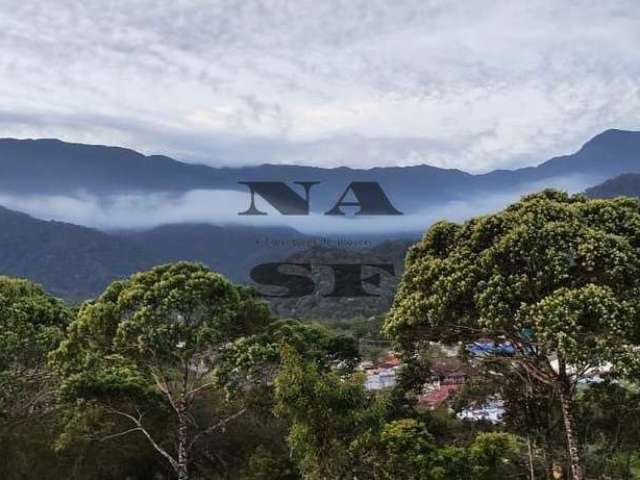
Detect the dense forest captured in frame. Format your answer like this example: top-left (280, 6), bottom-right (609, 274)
top-left (2, 191), bottom-right (640, 480)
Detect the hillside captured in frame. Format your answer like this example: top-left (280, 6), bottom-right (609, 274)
top-left (0, 205), bottom-right (315, 301)
top-left (121, 223), bottom-right (308, 282)
top-left (1, 129), bottom-right (640, 312)
top-left (1, 130), bottom-right (640, 216)
top-left (0, 202), bottom-right (413, 317)
top-left (0, 206), bottom-right (156, 300)
top-left (262, 239), bottom-right (415, 320)
top-left (584, 173), bottom-right (640, 198)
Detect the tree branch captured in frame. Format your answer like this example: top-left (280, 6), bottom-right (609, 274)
top-left (188, 408), bottom-right (247, 451)
top-left (105, 406), bottom-right (179, 472)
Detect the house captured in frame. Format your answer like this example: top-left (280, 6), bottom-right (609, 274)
top-left (458, 399), bottom-right (505, 423)
top-left (365, 368), bottom-right (398, 390)
top-left (467, 340), bottom-right (515, 357)
top-left (363, 352), bottom-right (400, 391)
top-left (418, 383), bottom-right (462, 408)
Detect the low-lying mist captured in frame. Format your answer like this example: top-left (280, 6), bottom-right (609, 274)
top-left (0, 175), bottom-right (594, 236)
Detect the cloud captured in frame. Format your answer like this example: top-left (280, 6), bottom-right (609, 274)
top-left (0, 0), bottom-right (639, 171)
top-left (0, 174), bottom-right (592, 234)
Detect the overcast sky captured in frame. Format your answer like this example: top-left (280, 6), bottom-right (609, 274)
top-left (1, 0), bottom-right (639, 172)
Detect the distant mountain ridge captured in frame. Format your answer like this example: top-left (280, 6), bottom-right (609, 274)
top-left (122, 223), bottom-right (308, 282)
top-left (2, 129), bottom-right (640, 316)
top-left (1, 129), bottom-right (640, 215)
top-left (0, 138), bottom-right (225, 194)
top-left (0, 202), bottom-right (414, 316)
top-left (0, 205), bottom-right (311, 301)
top-left (0, 205), bottom-right (155, 300)
top-left (585, 173), bottom-right (640, 198)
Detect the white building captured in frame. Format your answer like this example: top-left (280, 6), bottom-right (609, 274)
top-left (364, 367), bottom-right (397, 390)
top-left (458, 399), bottom-right (505, 423)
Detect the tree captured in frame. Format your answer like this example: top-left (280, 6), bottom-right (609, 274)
top-left (359, 418), bottom-right (438, 479)
top-left (0, 277), bottom-right (71, 480)
top-left (455, 361), bottom-right (563, 479)
top-left (356, 418), bottom-right (523, 480)
top-left (0, 277), bottom-right (70, 419)
top-left (576, 380), bottom-right (640, 478)
top-left (51, 262), bottom-right (271, 480)
top-left (386, 191), bottom-right (640, 480)
top-left (274, 347), bottom-right (382, 480)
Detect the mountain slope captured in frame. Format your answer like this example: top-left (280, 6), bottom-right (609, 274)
top-left (476, 129), bottom-right (640, 190)
top-left (0, 205), bottom-right (312, 300)
top-left (1, 129), bottom-right (640, 214)
top-left (262, 239), bottom-right (415, 320)
top-left (584, 173), bottom-right (640, 198)
top-left (0, 206), bottom-right (156, 300)
top-left (121, 223), bottom-right (308, 282)
top-left (0, 138), bottom-right (226, 194)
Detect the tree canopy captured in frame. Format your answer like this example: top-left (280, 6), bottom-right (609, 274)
top-left (51, 262), bottom-right (272, 480)
top-left (386, 190), bottom-right (640, 480)
top-left (0, 276), bottom-right (70, 419)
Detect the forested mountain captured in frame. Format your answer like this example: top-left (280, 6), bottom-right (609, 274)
top-left (121, 223), bottom-right (308, 282)
top-left (263, 239), bottom-right (414, 320)
top-left (585, 173), bottom-right (640, 198)
top-left (0, 205), bottom-right (155, 300)
top-left (0, 202), bottom-right (413, 316)
top-left (1, 129), bottom-right (640, 311)
top-left (1, 129), bottom-right (640, 214)
top-left (0, 206), bottom-right (312, 301)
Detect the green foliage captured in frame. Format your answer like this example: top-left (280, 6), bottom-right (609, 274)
top-left (357, 418), bottom-right (523, 480)
top-left (219, 318), bottom-right (360, 391)
top-left (466, 432), bottom-right (523, 480)
top-left (577, 381), bottom-right (640, 478)
top-left (3, 213), bottom-right (640, 480)
top-left (50, 262), bottom-right (272, 479)
top-left (274, 347), bottom-right (383, 479)
top-left (51, 262), bottom-right (270, 400)
top-left (386, 191), bottom-right (640, 479)
top-left (387, 191), bottom-right (640, 357)
top-left (241, 446), bottom-right (300, 480)
top-left (0, 277), bottom-right (71, 417)
top-left (359, 418), bottom-right (436, 479)
top-left (264, 319), bottom-right (359, 363)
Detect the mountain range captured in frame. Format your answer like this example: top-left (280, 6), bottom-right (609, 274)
top-left (585, 173), bottom-right (640, 199)
top-left (0, 207), bottom-right (312, 301)
top-left (3, 129), bottom-right (640, 215)
top-left (1, 129), bottom-right (640, 314)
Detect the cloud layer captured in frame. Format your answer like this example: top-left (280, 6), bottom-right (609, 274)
top-left (1, 0), bottom-right (639, 171)
top-left (0, 174), bottom-right (591, 234)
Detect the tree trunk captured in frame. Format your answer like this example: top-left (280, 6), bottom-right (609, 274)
top-left (526, 436), bottom-right (536, 480)
top-left (558, 383), bottom-right (583, 480)
top-left (177, 405), bottom-right (189, 480)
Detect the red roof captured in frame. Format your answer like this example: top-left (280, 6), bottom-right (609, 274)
top-left (418, 384), bottom-right (461, 408)
top-left (378, 353), bottom-right (401, 369)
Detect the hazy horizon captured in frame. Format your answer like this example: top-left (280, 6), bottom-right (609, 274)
top-left (2, 1), bottom-right (640, 172)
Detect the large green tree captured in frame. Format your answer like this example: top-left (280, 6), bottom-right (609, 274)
top-left (274, 347), bottom-right (379, 480)
top-left (386, 191), bottom-right (640, 480)
top-left (0, 277), bottom-right (71, 479)
top-left (51, 262), bottom-right (271, 480)
top-left (0, 277), bottom-right (70, 419)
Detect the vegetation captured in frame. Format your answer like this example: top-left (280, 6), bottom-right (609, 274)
top-left (386, 190), bottom-right (640, 480)
top-left (2, 191), bottom-right (640, 479)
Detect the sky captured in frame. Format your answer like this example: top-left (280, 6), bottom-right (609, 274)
top-left (1, 0), bottom-right (639, 172)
